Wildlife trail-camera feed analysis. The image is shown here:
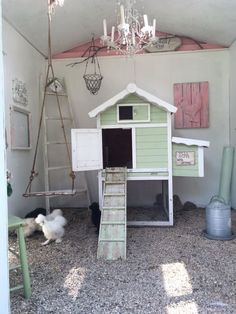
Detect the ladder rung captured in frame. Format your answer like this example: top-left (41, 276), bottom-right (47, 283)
top-left (99, 239), bottom-right (125, 242)
top-left (45, 117), bottom-right (72, 120)
top-left (47, 141), bottom-right (71, 145)
top-left (46, 92), bottom-right (67, 96)
top-left (47, 166), bottom-right (71, 171)
top-left (10, 284), bottom-right (24, 292)
top-left (9, 264), bottom-right (21, 271)
top-left (101, 221), bottom-right (125, 225)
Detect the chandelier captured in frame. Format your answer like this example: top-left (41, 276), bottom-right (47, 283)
top-left (101, 0), bottom-right (159, 55)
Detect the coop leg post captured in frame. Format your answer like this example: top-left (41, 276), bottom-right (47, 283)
top-left (168, 177), bottom-right (174, 226)
top-left (98, 171), bottom-right (103, 209)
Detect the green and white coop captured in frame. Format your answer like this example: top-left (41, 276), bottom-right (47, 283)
top-left (72, 83), bottom-right (209, 260)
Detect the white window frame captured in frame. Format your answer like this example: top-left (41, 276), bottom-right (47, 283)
top-left (117, 103), bottom-right (150, 123)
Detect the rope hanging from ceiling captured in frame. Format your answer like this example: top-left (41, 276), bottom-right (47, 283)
top-left (23, 0), bottom-right (76, 197)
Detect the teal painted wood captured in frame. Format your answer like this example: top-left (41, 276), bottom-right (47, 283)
top-left (136, 127), bottom-right (167, 136)
top-left (136, 127), bottom-right (168, 168)
top-left (100, 106), bottom-right (117, 125)
top-left (150, 106), bottom-right (167, 123)
top-left (97, 168), bottom-right (127, 260)
top-left (118, 93), bottom-right (147, 104)
top-left (136, 141), bottom-right (167, 149)
top-left (133, 104), bottom-right (149, 121)
top-left (8, 216), bottom-right (31, 299)
top-left (172, 144), bottom-right (199, 177)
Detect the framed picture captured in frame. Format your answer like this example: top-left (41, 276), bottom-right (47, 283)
top-left (10, 105), bottom-right (32, 150)
top-left (12, 79), bottom-right (28, 106)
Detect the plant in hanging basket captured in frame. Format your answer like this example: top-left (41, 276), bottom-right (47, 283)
top-left (83, 73), bottom-right (103, 95)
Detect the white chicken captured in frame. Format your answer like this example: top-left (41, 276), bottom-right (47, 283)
top-left (23, 208), bottom-right (64, 237)
top-left (35, 213), bottom-right (67, 245)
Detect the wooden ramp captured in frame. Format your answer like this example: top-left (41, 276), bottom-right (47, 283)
top-left (97, 167), bottom-right (127, 260)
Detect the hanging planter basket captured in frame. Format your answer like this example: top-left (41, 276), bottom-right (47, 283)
top-left (83, 73), bottom-right (103, 95)
top-left (83, 40), bottom-right (103, 95)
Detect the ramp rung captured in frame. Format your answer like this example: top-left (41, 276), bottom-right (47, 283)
top-left (104, 193), bottom-right (125, 196)
top-left (105, 169), bottom-right (126, 173)
top-left (99, 239), bottom-right (125, 242)
top-left (103, 206), bottom-right (125, 210)
top-left (105, 181), bottom-right (126, 184)
top-left (101, 221), bottom-right (125, 225)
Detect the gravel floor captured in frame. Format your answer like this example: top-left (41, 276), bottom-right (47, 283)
top-left (9, 207), bottom-right (236, 314)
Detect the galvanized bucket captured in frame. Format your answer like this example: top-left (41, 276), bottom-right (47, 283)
top-left (205, 196), bottom-right (234, 240)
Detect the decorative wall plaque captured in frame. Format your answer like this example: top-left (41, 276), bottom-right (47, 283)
top-left (12, 79), bottom-right (28, 106)
top-left (174, 81), bottom-right (209, 128)
top-left (176, 151), bottom-right (195, 166)
top-left (145, 36), bottom-right (182, 53)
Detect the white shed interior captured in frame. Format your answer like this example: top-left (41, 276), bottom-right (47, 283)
top-left (1, 1), bottom-right (236, 310)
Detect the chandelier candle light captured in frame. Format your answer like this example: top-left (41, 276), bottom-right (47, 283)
top-left (101, 1), bottom-right (159, 55)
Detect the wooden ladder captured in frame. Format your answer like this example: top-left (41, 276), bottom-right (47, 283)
top-left (42, 78), bottom-right (90, 210)
top-left (97, 167), bottom-right (127, 260)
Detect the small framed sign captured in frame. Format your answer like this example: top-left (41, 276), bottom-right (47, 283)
top-left (176, 151), bottom-right (195, 166)
top-left (12, 79), bottom-right (28, 106)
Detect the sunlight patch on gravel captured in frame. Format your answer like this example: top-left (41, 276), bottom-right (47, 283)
top-left (64, 267), bottom-right (86, 300)
top-left (166, 300), bottom-right (198, 314)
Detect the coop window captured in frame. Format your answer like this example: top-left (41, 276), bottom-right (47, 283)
top-left (119, 106), bottom-right (133, 120)
top-left (117, 103), bottom-right (150, 123)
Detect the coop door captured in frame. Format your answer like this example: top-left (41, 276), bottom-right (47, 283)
top-left (102, 128), bottom-right (132, 168)
top-left (71, 129), bottom-right (102, 171)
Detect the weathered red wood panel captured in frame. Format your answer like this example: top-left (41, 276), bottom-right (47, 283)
top-left (174, 83), bottom-right (183, 128)
top-left (200, 82), bottom-right (209, 128)
top-left (174, 82), bottom-right (209, 129)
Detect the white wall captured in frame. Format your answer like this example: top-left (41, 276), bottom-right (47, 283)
top-left (0, 5), bottom-right (10, 313)
top-left (229, 41), bottom-right (236, 209)
top-left (3, 20), bottom-right (45, 217)
top-left (52, 49), bottom-right (229, 207)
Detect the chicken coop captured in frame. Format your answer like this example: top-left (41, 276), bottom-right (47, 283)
top-left (72, 83), bottom-right (209, 228)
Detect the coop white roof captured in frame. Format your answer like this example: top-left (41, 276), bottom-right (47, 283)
top-left (172, 137), bottom-right (210, 147)
top-left (88, 83), bottom-right (177, 118)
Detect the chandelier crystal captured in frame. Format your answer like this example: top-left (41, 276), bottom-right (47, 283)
top-left (48, 0), bottom-right (65, 17)
top-left (101, 0), bottom-right (159, 55)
